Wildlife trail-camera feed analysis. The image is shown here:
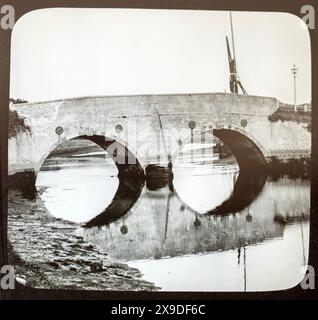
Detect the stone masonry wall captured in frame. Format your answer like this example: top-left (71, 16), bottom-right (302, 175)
top-left (8, 93), bottom-right (310, 174)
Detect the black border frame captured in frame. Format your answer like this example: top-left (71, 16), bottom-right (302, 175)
top-left (1, 0), bottom-right (318, 300)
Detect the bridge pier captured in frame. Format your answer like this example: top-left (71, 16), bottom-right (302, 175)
top-left (8, 170), bottom-right (38, 200)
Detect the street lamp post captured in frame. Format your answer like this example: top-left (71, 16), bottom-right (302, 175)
top-left (291, 64), bottom-right (298, 112)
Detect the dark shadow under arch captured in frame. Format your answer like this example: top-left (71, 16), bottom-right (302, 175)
top-left (210, 129), bottom-right (269, 213)
top-left (212, 128), bottom-right (268, 174)
top-left (84, 177), bottom-right (144, 228)
top-left (172, 171), bottom-right (268, 218)
top-left (205, 171), bottom-right (268, 216)
top-left (79, 135), bottom-right (144, 178)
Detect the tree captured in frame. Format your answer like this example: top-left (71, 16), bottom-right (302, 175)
top-left (9, 98), bottom-right (28, 104)
top-left (8, 110), bottom-right (31, 138)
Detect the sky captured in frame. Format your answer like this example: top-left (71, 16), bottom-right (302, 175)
top-left (10, 8), bottom-right (311, 104)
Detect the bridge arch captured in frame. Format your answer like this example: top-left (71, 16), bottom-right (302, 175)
top-left (172, 126), bottom-right (269, 217)
top-left (172, 126), bottom-right (268, 175)
top-left (36, 134), bottom-right (144, 178)
top-left (212, 127), bottom-right (268, 173)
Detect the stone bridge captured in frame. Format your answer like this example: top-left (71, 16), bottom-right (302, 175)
top-left (9, 92), bottom-right (311, 177)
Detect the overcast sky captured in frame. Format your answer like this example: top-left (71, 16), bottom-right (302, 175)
top-left (10, 8), bottom-right (311, 104)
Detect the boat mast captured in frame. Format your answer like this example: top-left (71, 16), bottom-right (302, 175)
top-left (230, 12), bottom-right (236, 64)
top-left (226, 11), bottom-right (247, 95)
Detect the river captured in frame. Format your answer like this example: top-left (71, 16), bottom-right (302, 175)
top-left (23, 141), bottom-right (309, 292)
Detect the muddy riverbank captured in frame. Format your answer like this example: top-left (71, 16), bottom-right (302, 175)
top-left (8, 189), bottom-right (158, 291)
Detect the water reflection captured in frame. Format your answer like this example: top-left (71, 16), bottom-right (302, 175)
top-left (36, 166), bottom-right (119, 223)
top-left (82, 177), bottom-right (309, 262)
top-left (31, 139), bottom-right (310, 291)
top-left (129, 222), bottom-right (309, 291)
top-left (36, 153), bottom-right (145, 226)
top-left (36, 139), bottom-right (121, 224)
top-left (208, 171), bottom-right (268, 215)
top-left (81, 175), bottom-right (309, 291)
top-left (173, 171), bottom-right (238, 214)
top-left (84, 176), bottom-right (145, 227)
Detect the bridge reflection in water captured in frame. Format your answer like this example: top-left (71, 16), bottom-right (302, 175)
top-left (82, 174), bottom-right (308, 261)
top-left (35, 141), bottom-right (310, 291)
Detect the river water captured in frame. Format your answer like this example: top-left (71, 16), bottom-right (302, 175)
top-left (30, 141), bottom-right (311, 292)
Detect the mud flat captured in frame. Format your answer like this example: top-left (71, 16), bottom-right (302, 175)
top-left (8, 189), bottom-right (158, 291)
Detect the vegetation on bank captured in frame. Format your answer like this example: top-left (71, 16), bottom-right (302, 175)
top-left (8, 110), bottom-right (31, 138)
top-left (9, 98), bottom-right (28, 104)
top-left (9, 98), bottom-right (31, 138)
top-left (268, 106), bottom-right (311, 132)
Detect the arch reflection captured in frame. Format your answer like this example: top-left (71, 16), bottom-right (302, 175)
top-left (206, 171), bottom-right (268, 215)
top-left (172, 128), bottom-right (268, 216)
top-left (173, 172), bottom-right (239, 214)
top-left (84, 176), bottom-right (145, 227)
top-left (173, 171), bottom-right (267, 216)
top-left (36, 137), bottom-right (144, 225)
